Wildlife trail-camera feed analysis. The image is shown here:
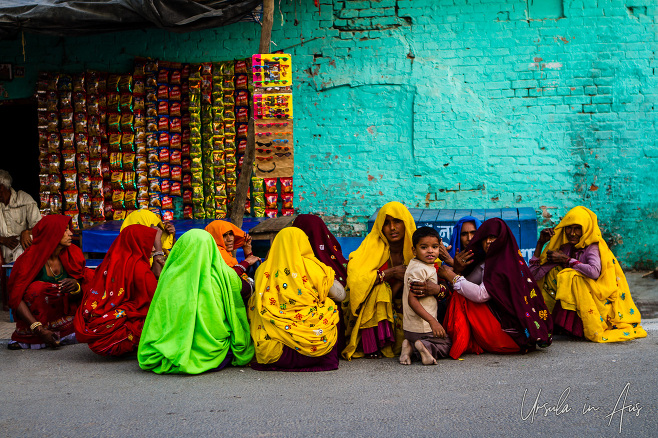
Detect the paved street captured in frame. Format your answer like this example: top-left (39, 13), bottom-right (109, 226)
top-left (2, 272), bottom-right (657, 437)
top-left (1, 326), bottom-right (656, 437)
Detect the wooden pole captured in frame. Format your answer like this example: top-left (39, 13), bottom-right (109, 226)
top-left (229, 0), bottom-right (275, 227)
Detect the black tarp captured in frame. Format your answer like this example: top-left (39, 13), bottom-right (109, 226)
top-left (0, 0), bottom-right (262, 39)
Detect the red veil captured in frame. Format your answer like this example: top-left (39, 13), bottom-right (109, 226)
top-left (8, 215), bottom-right (92, 343)
top-left (74, 224), bottom-right (158, 356)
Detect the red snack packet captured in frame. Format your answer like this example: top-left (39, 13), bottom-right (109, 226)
top-left (280, 177), bottom-right (293, 194)
top-left (264, 178), bottom-right (277, 194)
top-left (265, 194), bottom-right (278, 209)
top-left (281, 208), bottom-right (294, 217)
top-left (265, 209), bottom-right (278, 218)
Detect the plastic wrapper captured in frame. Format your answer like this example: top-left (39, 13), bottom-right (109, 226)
top-left (160, 163), bottom-right (170, 179)
top-left (62, 150), bottom-right (76, 171)
top-left (60, 111), bottom-right (74, 131)
top-left (281, 193), bottom-right (294, 209)
top-left (161, 195), bottom-right (173, 210)
top-left (183, 205), bottom-right (193, 219)
top-left (109, 133), bottom-right (122, 151)
top-left (149, 193), bottom-right (162, 208)
top-left (77, 153), bottom-right (90, 173)
top-left (125, 190), bottom-right (137, 209)
top-left (236, 107), bottom-right (248, 123)
top-left (110, 152), bottom-right (122, 170)
top-left (158, 132), bottom-right (170, 148)
top-left (161, 179), bottom-right (171, 195)
top-left (75, 132), bottom-right (89, 152)
top-left (281, 208), bottom-right (294, 217)
top-left (64, 190), bottom-right (78, 211)
top-left (183, 189), bottom-right (192, 204)
top-left (65, 210), bottom-right (80, 230)
top-left (123, 171), bottom-right (136, 190)
top-left (182, 174), bottom-right (192, 189)
top-left (122, 152), bottom-right (136, 171)
top-left (78, 193), bottom-right (91, 215)
top-left (111, 171), bottom-right (124, 189)
top-left (91, 177), bottom-right (104, 197)
top-left (170, 165), bottom-right (182, 182)
top-left (59, 91), bottom-right (73, 110)
top-left (40, 192), bottom-right (51, 210)
top-left (169, 101), bottom-right (182, 117)
top-left (265, 209), bottom-right (278, 218)
top-left (264, 178), bottom-right (278, 194)
top-left (112, 190), bottom-right (125, 209)
top-left (63, 170), bottom-right (77, 191)
top-left (50, 193), bottom-right (62, 214)
top-left (147, 148), bottom-right (159, 163)
top-left (108, 113), bottom-right (121, 133)
top-left (170, 117), bottom-right (182, 133)
top-left (121, 113), bottom-right (134, 132)
top-left (91, 197), bottom-right (105, 218)
top-left (74, 93), bottom-right (87, 113)
top-left (159, 147), bottom-right (170, 163)
top-left (121, 133), bottom-right (135, 151)
top-left (136, 170), bottom-right (148, 187)
top-left (162, 209), bottom-right (174, 221)
top-left (146, 132), bottom-right (158, 149)
top-left (78, 173), bottom-right (91, 194)
top-left (113, 210), bottom-right (126, 221)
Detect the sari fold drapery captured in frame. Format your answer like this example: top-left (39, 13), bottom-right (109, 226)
top-left (342, 201), bottom-right (416, 360)
top-left (538, 206), bottom-right (646, 342)
top-left (9, 215), bottom-right (91, 344)
top-left (138, 229), bottom-right (253, 374)
top-left (75, 224), bottom-right (157, 356)
top-left (248, 227), bottom-right (338, 366)
top-left (449, 218), bottom-right (552, 356)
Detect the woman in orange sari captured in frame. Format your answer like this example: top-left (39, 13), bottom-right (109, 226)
top-left (74, 224), bottom-right (161, 356)
top-left (205, 220), bottom-right (261, 303)
top-left (8, 215), bottom-right (92, 350)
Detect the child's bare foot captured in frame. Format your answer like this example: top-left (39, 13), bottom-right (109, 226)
top-left (414, 340), bottom-right (437, 365)
top-left (399, 339), bottom-right (412, 365)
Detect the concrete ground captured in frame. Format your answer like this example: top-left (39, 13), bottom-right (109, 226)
top-left (1, 272), bottom-right (657, 437)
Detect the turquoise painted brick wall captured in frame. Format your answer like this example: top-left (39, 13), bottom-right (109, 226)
top-left (0, 0), bottom-right (656, 267)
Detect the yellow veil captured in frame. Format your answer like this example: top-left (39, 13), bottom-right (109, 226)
top-left (248, 227), bottom-right (338, 364)
top-left (342, 201), bottom-right (416, 360)
top-left (121, 210), bottom-right (174, 253)
top-left (538, 206), bottom-right (646, 342)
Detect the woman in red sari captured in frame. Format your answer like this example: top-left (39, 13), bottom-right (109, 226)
top-left (439, 218), bottom-right (553, 359)
top-left (74, 224), bottom-right (160, 356)
top-left (8, 215), bottom-right (92, 350)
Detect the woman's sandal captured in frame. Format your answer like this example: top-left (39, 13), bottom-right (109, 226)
top-left (365, 351), bottom-right (381, 359)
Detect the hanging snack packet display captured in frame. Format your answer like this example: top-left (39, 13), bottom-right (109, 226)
top-left (252, 54), bottom-right (294, 218)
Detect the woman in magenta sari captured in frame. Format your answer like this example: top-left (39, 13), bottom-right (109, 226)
top-left (439, 218), bottom-right (553, 358)
top-left (7, 215), bottom-right (92, 350)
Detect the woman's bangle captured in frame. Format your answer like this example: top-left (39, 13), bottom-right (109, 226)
top-left (30, 321), bottom-right (43, 332)
top-left (69, 282), bottom-right (82, 295)
top-left (377, 269), bottom-right (386, 284)
top-left (244, 252), bottom-right (253, 258)
top-left (451, 275), bottom-right (463, 285)
top-left (152, 251), bottom-right (165, 257)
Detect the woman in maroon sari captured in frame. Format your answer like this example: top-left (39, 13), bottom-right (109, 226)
top-left (74, 224), bottom-right (160, 356)
top-left (8, 215), bottom-right (92, 350)
top-left (439, 218), bottom-right (553, 358)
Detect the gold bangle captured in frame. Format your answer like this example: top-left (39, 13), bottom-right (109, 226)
top-left (30, 321), bottom-right (43, 332)
top-left (69, 282), bottom-right (82, 295)
top-left (451, 275), bottom-right (462, 285)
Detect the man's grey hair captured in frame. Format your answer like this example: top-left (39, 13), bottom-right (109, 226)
top-left (0, 169), bottom-right (12, 190)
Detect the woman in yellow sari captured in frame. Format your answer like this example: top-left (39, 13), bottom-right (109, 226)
top-left (248, 227), bottom-right (343, 371)
top-left (530, 206), bottom-right (646, 343)
top-left (342, 201), bottom-right (416, 360)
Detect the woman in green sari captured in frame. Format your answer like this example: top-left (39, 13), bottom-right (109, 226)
top-left (137, 229), bottom-right (254, 374)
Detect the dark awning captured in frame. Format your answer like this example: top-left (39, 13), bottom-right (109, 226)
top-left (0, 0), bottom-right (262, 39)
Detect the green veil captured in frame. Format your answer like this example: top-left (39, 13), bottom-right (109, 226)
top-left (138, 229), bottom-right (254, 374)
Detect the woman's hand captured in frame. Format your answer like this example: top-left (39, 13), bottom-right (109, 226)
top-left (0, 235), bottom-right (19, 250)
top-left (534, 228), bottom-right (555, 258)
top-left (152, 225), bottom-right (164, 251)
top-left (429, 319), bottom-right (447, 338)
top-left (163, 221), bottom-right (176, 237)
top-left (546, 250), bottom-right (570, 264)
top-left (20, 229), bottom-right (33, 249)
top-left (538, 228), bottom-right (555, 245)
top-left (438, 243), bottom-right (454, 266)
top-left (58, 278), bottom-right (79, 294)
top-left (385, 264), bottom-right (407, 282)
top-left (244, 234), bottom-right (253, 254)
top-left (409, 280), bottom-right (442, 298)
top-left (452, 249), bottom-right (474, 274)
top-left (244, 254), bottom-right (261, 266)
top-left (36, 326), bottom-right (60, 348)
